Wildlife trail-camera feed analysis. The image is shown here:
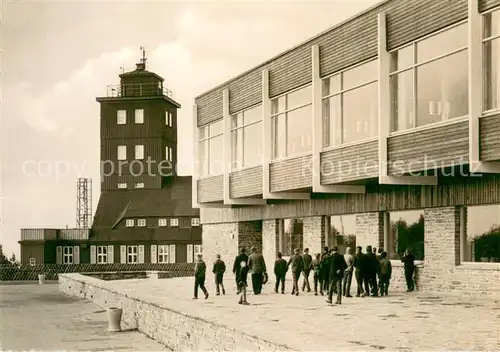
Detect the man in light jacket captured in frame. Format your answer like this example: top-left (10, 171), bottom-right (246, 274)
top-left (342, 247), bottom-right (354, 298)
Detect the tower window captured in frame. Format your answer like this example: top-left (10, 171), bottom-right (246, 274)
top-left (135, 145), bottom-right (144, 160)
top-left (191, 218), bottom-right (200, 227)
top-left (135, 182), bottom-right (144, 189)
top-left (166, 146), bottom-right (172, 161)
top-left (166, 111), bottom-right (173, 126)
top-left (170, 218), bottom-right (179, 227)
top-left (126, 219), bottom-right (135, 227)
top-left (137, 219), bottom-right (146, 227)
top-left (158, 218), bottom-right (167, 227)
top-left (117, 183), bottom-right (127, 189)
top-left (135, 109), bottom-right (144, 124)
top-left (117, 145), bottom-right (127, 160)
top-left (117, 110), bottom-right (126, 124)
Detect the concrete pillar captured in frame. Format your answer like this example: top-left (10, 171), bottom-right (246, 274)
top-left (303, 216), bottom-right (326, 255)
top-left (202, 223), bottom-right (239, 265)
top-left (355, 212), bottom-right (384, 252)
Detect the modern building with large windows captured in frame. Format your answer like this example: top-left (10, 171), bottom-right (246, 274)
top-left (193, 0), bottom-right (500, 296)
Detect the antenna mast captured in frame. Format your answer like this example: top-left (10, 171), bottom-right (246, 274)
top-left (76, 178), bottom-right (92, 229)
top-left (140, 46), bottom-right (147, 68)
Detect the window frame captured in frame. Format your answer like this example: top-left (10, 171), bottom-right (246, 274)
top-left (127, 245), bottom-right (138, 264)
top-left (482, 9), bottom-right (500, 114)
top-left (198, 120), bottom-right (224, 177)
top-left (29, 257), bottom-right (36, 266)
top-left (388, 20), bottom-right (469, 134)
top-left (166, 146), bottom-right (172, 162)
top-left (158, 218), bottom-right (167, 227)
top-left (135, 145), bottom-right (144, 160)
top-left (96, 246), bottom-right (108, 264)
top-left (117, 110), bottom-right (126, 125)
top-left (230, 103), bottom-right (263, 170)
top-left (191, 218), bottom-right (200, 227)
top-left (117, 145), bottom-right (127, 161)
top-left (63, 246), bottom-right (74, 264)
top-left (157, 244), bottom-right (169, 263)
top-left (125, 219), bottom-right (135, 227)
top-left (170, 218), bottom-right (179, 227)
top-left (270, 84), bottom-right (313, 160)
top-left (117, 183), bottom-right (127, 189)
top-left (134, 109), bottom-right (144, 124)
top-left (194, 244), bottom-right (202, 256)
top-left (134, 182), bottom-right (144, 189)
top-left (137, 219), bottom-right (146, 227)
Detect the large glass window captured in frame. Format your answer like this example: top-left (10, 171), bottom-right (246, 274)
top-left (484, 10), bottom-right (500, 111)
top-left (231, 104), bottom-right (262, 170)
top-left (278, 218), bottom-right (304, 257)
top-left (326, 215), bottom-right (356, 251)
top-left (390, 23), bottom-right (468, 132)
top-left (387, 210), bottom-right (425, 261)
top-left (322, 60), bottom-right (378, 147)
top-left (271, 85), bottom-right (312, 159)
top-left (462, 204), bottom-right (500, 263)
top-left (198, 120), bottom-right (223, 176)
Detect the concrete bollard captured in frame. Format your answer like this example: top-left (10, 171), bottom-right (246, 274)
top-left (106, 307), bottom-right (123, 332)
top-left (38, 274), bottom-right (46, 285)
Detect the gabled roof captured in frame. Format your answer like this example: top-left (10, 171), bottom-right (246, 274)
top-left (92, 176), bottom-right (199, 230)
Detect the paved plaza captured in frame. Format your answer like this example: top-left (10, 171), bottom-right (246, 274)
top-left (0, 282), bottom-right (169, 351)
top-left (90, 276), bottom-right (500, 351)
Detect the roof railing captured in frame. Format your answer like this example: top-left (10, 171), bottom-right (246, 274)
top-left (106, 83), bottom-right (173, 99)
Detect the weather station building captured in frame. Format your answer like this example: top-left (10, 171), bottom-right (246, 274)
top-left (193, 0), bottom-right (500, 296)
top-left (20, 51), bottom-right (202, 266)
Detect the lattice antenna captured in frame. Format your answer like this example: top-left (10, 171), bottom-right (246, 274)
top-left (76, 178), bottom-right (92, 229)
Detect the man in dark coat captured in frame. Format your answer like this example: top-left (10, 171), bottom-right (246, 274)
top-left (319, 246), bottom-right (330, 292)
top-left (326, 246), bottom-right (347, 305)
top-left (193, 254), bottom-right (209, 300)
top-left (274, 252), bottom-right (287, 294)
top-left (248, 246), bottom-right (267, 295)
top-left (287, 248), bottom-right (304, 296)
top-left (365, 245), bottom-right (379, 296)
top-left (301, 248), bottom-right (313, 292)
top-left (401, 248), bottom-right (415, 292)
top-left (232, 248), bottom-right (248, 294)
top-left (212, 254), bottom-right (226, 295)
top-left (353, 246), bottom-right (366, 297)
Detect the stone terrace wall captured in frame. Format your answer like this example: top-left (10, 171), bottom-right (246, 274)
top-left (59, 274), bottom-right (293, 351)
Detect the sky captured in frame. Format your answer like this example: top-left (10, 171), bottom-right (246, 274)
top-left (2, 0), bottom-right (498, 259)
top-left (1, 0), bottom-right (383, 258)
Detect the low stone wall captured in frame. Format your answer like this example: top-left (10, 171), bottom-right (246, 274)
top-left (58, 273), bottom-right (293, 351)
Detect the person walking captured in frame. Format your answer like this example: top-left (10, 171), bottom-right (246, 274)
top-left (287, 248), bottom-right (304, 296)
top-left (353, 246), bottom-right (366, 297)
top-left (274, 252), bottom-right (287, 294)
top-left (232, 248), bottom-right (248, 294)
top-left (212, 254), bottom-right (226, 295)
top-left (342, 247), bottom-right (354, 298)
top-left (365, 245), bottom-right (379, 296)
top-left (311, 253), bottom-right (322, 296)
top-left (320, 247), bottom-right (330, 293)
top-left (301, 248), bottom-right (312, 292)
top-left (401, 248), bottom-right (415, 292)
top-left (326, 246), bottom-right (347, 305)
top-left (193, 254), bottom-right (209, 300)
top-left (248, 246), bottom-right (267, 295)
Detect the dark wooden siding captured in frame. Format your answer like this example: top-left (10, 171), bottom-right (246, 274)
top-left (196, 88), bottom-right (223, 127)
top-left (229, 166), bottom-right (263, 198)
top-left (480, 114), bottom-right (500, 162)
top-left (102, 171), bottom-right (163, 191)
top-left (20, 243), bottom-right (45, 265)
top-left (197, 175), bottom-right (223, 203)
top-left (480, 0), bottom-right (500, 12)
top-left (386, 0), bottom-right (468, 50)
top-left (228, 70), bottom-right (262, 114)
top-left (201, 175), bottom-right (500, 223)
top-left (320, 139), bottom-right (379, 184)
top-left (270, 154), bottom-right (312, 192)
top-left (387, 120), bottom-right (469, 175)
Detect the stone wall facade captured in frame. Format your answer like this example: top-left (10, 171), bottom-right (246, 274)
top-left (202, 206), bottom-right (500, 298)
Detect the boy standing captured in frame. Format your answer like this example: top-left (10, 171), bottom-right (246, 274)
top-left (311, 253), bottom-right (323, 296)
top-left (193, 254), bottom-right (209, 300)
top-left (238, 261), bottom-right (250, 305)
top-left (274, 252), bottom-right (287, 294)
top-left (378, 252), bottom-right (392, 296)
top-left (212, 254), bottom-right (226, 295)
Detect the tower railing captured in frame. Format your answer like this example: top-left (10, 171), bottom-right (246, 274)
top-left (106, 83), bottom-right (173, 99)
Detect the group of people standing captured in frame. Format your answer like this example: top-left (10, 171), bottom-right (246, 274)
top-left (193, 245), bottom-right (416, 305)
